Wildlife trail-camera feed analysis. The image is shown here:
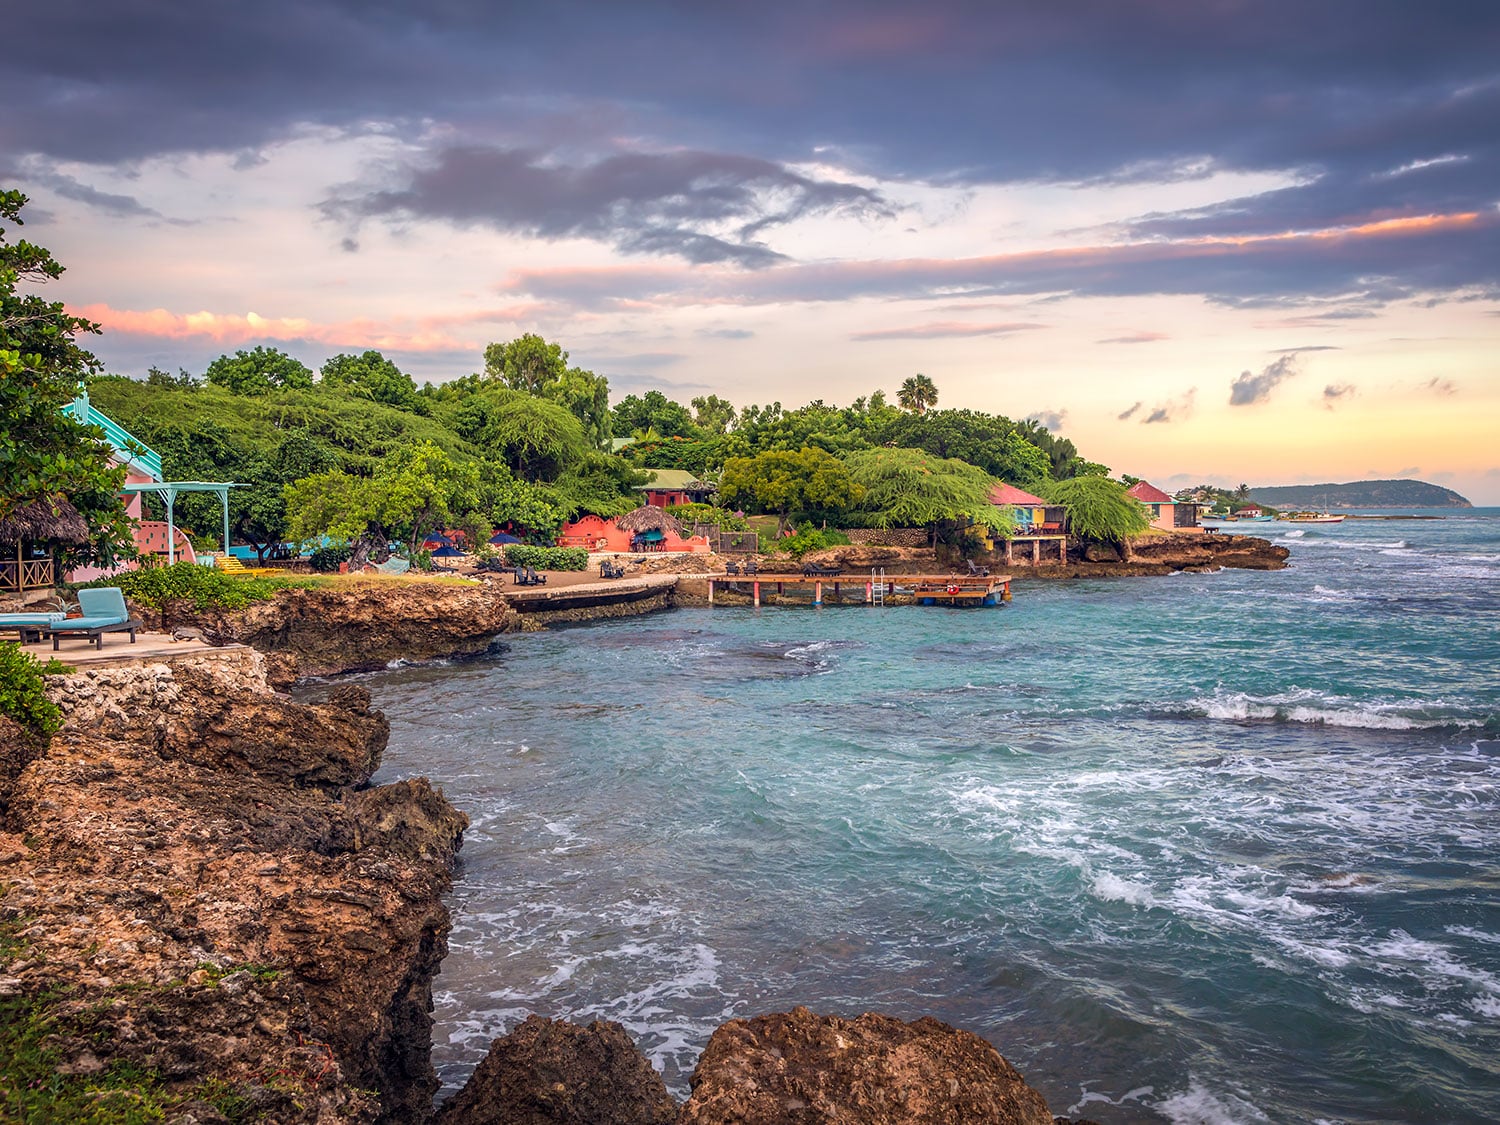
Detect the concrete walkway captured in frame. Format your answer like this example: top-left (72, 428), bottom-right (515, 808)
top-left (17, 632), bottom-right (251, 668)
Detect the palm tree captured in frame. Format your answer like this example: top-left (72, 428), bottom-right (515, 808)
top-left (898, 374), bottom-right (938, 414)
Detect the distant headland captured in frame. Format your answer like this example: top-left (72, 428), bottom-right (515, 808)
top-left (1249, 479), bottom-right (1472, 509)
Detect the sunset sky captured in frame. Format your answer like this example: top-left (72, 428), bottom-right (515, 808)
top-left (6, 2), bottom-right (1498, 501)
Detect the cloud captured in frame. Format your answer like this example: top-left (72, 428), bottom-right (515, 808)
top-left (700, 328), bottom-right (755, 339)
top-left (1421, 376), bottom-right (1458, 396)
top-left (12, 161), bottom-right (165, 220)
top-left (1322, 383), bottom-right (1356, 408)
top-left (1097, 331), bottom-right (1168, 345)
top-left (1117, 402), bottom-right (1142, 421)
top-left (850, 320), bottom-right (1044, 341)
top-left (1143, 388), bottom-right (1197, 424)
top-left (1229, 354), bottom-right (1299, 406)
top-left (1027, 409), bottom-right (1067, 432)
top-left (1273, 345), bottom-right (1341, 354)
top-left (326, 144), bottom-right (891, 267)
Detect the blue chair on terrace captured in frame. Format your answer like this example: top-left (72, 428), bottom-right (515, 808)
top-left (47, 588), bottom-right (142, 650)
top-left (0, 611), bottom-right (67, 644)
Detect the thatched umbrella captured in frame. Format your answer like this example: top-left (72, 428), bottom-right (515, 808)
top-left (0, 496), bottom-right (89, 546)
top-left (614, 506), bottom-right (687, 537)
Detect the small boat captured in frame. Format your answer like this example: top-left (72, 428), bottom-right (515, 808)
top-left (1201, 514), bottom-right (1274, 528)
top-left (1277, 511), bottom-right (1346, 524)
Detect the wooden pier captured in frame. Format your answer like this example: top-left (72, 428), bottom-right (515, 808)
top-left (705, 571), bottom-right (1012, 607)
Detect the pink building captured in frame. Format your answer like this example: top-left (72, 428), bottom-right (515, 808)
top-left (1127, 481), bottom-right (1204, 532)
top-left (556, 511), bottom-right (711, 553)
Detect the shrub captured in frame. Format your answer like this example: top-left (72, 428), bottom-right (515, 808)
top-left (307, 545), bottom-right (352, 572)
top-left (0, 642), bottom-right (68, 737)
top-left (763, 526), bottom-right (850, 559)
top-left (503, 545), bottom-right (589, 571)
top-left (80, 562), bottom-right (293, 610)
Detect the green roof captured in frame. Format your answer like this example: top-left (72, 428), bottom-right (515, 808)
top-left (639, 469), bottom-right (716, 492)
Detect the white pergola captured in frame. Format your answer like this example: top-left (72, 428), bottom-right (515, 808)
top-left (121, 481), bottom-right (243, 564)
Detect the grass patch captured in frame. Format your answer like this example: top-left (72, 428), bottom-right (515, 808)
top-left (76, 562), bottom-right (319, 612)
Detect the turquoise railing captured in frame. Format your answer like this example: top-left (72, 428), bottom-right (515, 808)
top-left (63, 392), bottom-right (163, 481)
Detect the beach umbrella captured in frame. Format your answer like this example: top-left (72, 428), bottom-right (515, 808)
top-left (488, 531), bottom-right (522, 545)
top-left (430, 544), bottom-right (465, 558)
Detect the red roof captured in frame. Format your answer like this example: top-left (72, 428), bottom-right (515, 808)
top-left (1126, 481), bottom-right (1176, 504)
top-left (989, 482), bottom-right (1049, 507)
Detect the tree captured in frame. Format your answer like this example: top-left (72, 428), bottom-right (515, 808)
top-left (884, 409), bottom-right (1050, 488)
top-left (444, 387), bottom-right (589, 482)
top-left (611, 391), bottom-right (699, 440)
top-left (1043, 476), bottom-right (1150, 545)
top-left (897, 374), bottom-right (939, 414)
top-left (205, 346), bottom-right (314, 395)
top-left (542, 366), bottom-right (613, 450)
top-left (719, 446), bottom-right (863, 535)
top-left (283, 441), bottom-right (481, 563)
top-left (690, 394), bottom-right (737, 434)
top-left (483, 333), bottom-right (568, 393)
top-left (0, 189), bottom-right (132, 568)
top-left (844, 447), bottom-right (1007, 544)
top-left (321, 350), bottom-right (426, 413)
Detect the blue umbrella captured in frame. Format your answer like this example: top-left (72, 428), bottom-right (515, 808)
top-left (488, 531), bottom-right (522, 545)
top-left (430, 544), bottom-right (465, 558)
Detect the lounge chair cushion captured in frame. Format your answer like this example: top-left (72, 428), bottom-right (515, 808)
top-left (75, 587), bottom-right (130, 623)
top-left (0, 613), bottom-right (66, 626)
top-left (50, 615), bottom-right (130, 631)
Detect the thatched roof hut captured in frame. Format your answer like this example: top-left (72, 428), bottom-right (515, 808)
top-left (0, 496), bottom-right (89, 545)
top-left (614, 506), bottom-right (687, 537)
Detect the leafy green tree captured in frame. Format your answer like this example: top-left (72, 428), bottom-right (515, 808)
top-left (486, 474), bottom-right (570, 541)
top-left (844, 447), bottom-right (1008, 544)
top-left (1043, 476), bottom-right (1150, 544)
top-left (611, 391), bottom-right (699, 440)
top-left (443, 388), bottom-right (589, 482)
top-left (884, 409), bottom-right (1050, 488)
top-left (484, 333), bottom-right (568, 393)
top-left (321, 350), bottom-right (426, 413)
top-left (690, 394), bottom-right (737, 434)
top-left (542, 366), bottom-right (613, 450)
top-left (0, 189), bottom-right (132, 568)
top-left (284, 441), bottom-right (481, 561)
top-left (145, 365), bottom-right (201, 389)
top-left (205, 346), bottom-right (314, 395)
top-left (720, 446), bottom-right (863, 535)
top-left (897, 374), bottom-right (939, 414)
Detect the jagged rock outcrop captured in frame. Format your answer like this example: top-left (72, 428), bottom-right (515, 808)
top-left (0, 649), bottom-right (467, 1123)
top-left (678, 1007), bottom-right (1055, 1125)
top-left (436, 1015), bottom-right (678, 1125)
top-left (134, 580), bottom-right (520, 676)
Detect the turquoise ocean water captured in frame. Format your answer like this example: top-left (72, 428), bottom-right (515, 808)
top-left (358, 512), bottom-right (1500, 1123)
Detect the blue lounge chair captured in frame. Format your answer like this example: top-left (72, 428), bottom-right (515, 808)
top-left (48, 588), bottom-right (142, 650)
top-left (0, 612), bottom-right (66, 644)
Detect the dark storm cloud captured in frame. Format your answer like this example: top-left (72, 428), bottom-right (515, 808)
top-left (8, 1), bottom-right (1500, 299)
top-left (11, 163), bottom-right (164, 220)
top-left (1230, 355), bottom-right (1300, 406)
top-left (326, 145), bottom-right (887, 267)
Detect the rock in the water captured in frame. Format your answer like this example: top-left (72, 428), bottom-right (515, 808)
top-left (678, 1007), bottom-right (1054, 1125)
top-left (437, 1015), bottom-right (677, 1125)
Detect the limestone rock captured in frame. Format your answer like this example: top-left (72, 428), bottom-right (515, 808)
top-left (678, 1007), bottom-right (1054, 1125)
top-left (437, 1015), bottom-right (677, 1125)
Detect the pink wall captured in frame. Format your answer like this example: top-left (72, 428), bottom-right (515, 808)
top-left (556, 514), bottom-right (711, 553)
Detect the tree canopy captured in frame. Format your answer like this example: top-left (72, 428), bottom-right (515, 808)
top-left (898, 374), bottom-right (939, 414)
top-left (1042, 476), bottom-right (1150, 544)
top-left (321, 350), bottom-right (426, 414)
top-left (844, 447), bottom-right (1009, 539)
top-left (0, 189), bottom-right (132, 568)
top-left (206, 346), bottom-right (315, 395)
top-left (720, 447), bottom-right (863, 535)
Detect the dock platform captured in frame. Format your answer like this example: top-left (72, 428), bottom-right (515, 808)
top-left (705, 572), bottom-right (1012, 607)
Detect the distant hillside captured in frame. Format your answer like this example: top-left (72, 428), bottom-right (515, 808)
top-left (1250, 479), bottom-right (1472, 509)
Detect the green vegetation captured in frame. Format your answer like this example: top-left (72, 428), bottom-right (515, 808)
top-left (0, 190), bottom-right (134, 570)
top-left (503, 545), bottom-right (590, 571)
top-left (720, 447), bottom-right (864, 536)
top-left (1237, 479), bottom-right (1472, 509)
top-left (0, 642), bottom-right (68, 737)
top-left (763, 526), bottom-right (852, 559)
top-left (845, 448), bottom-right (1010, 542)
top-left (1043, 477), bottom-right (1150, 544)
top-left (81, 562), bottom-right (307, 610)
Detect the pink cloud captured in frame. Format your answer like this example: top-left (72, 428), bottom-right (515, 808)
top-left (1096, 331), bottom-right (1169, 344)
top-left (850, 320), bottom-right (1046, 341)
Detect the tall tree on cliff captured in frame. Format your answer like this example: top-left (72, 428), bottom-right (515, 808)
top-left (0, 189), bottom-right (132, 568)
